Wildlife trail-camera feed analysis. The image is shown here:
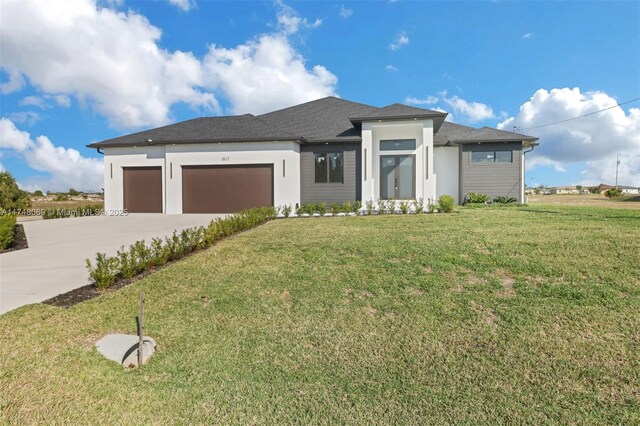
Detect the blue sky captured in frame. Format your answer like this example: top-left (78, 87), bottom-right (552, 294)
top-left (1, 0), bottom-right (639, 191)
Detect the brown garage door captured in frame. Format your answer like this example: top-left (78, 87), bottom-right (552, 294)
top-left (182, 164), bottom-right (273, 213)
top-left (123, 167), bottom-right (162, 213)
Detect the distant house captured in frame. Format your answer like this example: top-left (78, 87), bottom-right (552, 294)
top-left (619, 185), bottom-right (640, 194)
top-left (551, 186), bottom-right (580, 195)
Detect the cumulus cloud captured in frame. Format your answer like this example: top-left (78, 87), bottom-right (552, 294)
top-left (521, 32), bottom-right (533, 39)
top-left (498, 87), bottom-right (640, 186)
top-left (442, 94), bottom-right (496, 122)
top-left (389, 32), bottom-right (409, 51)
top-left (0, 118), bottom-right (103, 191)
top-left (1, 0), bottom-right (336, 129)
top-left (404, 95), bottom-right (438, 106)
top-left (338, 5), bottom-right (353, 19)
top-left (18, 94), bottom-right (71, 109)
top-left (275, 0), bottom-right (322, 35)
top-left (0, 0), bottom-right (217, 129)
top-left (7, 112), bottom-right (42, 126)
top-left (203, 34), bottom-right (337, 115)
top-left (385, 65), bottom-right (399, 72)
top-left (167, 0), bottom-right (195, 11)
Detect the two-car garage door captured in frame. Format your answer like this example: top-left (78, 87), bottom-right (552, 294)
top-left (182, 165), bottom-right (273, 213)
top-left (123, 164), bottom-right (273, 213)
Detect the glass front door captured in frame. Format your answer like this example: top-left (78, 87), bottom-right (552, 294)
top-left (380, 155), bottom-right (415, 199)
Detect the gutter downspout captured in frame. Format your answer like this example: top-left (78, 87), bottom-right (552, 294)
top-left (522, 145), bottom-right (535, 202)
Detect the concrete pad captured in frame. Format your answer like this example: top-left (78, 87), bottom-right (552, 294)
top-left (0, 214), bottom-right (221, 314)
top-left (96, 333), bottom-right (157, 367)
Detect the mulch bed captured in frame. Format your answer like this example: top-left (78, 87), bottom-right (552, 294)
top-left (0, 224), bottom-right (29, 254)
top-left (42, 267), bottom-right (166, 308)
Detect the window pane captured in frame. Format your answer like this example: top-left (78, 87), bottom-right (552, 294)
top-left (495, 150), bottom-right (512, 163)
top-left (328, 152), bottom-right (343, 183)
top-left (380, 139), bottom-right (416, 151)
top-left (380, 157), bottom-right (396, 199)
top-left (314, 153), bottom-right (327, 183)
top-left (471, 151), bottom-right (495, 163)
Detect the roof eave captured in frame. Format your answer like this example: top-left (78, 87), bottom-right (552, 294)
top-left (450, 137), bottom-right (539, 144)
top-left (349, 113), bottom-right (446, 125)
top-left (87, 136), bottom-right (306, 149)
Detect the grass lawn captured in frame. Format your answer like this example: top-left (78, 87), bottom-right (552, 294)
top-left (528, 193), bottom-right (640, 209)
top-left (1, 205), bottom-right (639, 423)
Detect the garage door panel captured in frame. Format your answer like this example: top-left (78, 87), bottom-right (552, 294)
top-left (182, 165), bottom-right (273, 213)
top-left (123, 167), bottom-right (163, 213)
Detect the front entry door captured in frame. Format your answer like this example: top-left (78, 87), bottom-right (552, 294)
top-left (380, 155), bottom-right (415, 199)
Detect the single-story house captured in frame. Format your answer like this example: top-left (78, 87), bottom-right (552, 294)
top-left (619, 186), bottom-right (640, 194)
top-left (88, 97), bottom-right (539, 214)
top-left (550, 186), bottom-right (581, 195)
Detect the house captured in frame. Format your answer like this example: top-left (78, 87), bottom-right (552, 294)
top-left (550, 186), bottom-right (580, 195)
top-left (619, 185), bottom-right (640, 194)
top-left (88, 97), bottom-right (539, 214)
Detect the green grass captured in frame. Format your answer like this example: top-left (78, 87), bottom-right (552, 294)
top-left (2, 205), bottom-right (639, 423)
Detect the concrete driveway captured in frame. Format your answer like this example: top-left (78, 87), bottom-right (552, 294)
top-left (0, 214), bottom-right (220, 314)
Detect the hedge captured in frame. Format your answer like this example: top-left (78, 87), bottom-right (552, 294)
top-left (86, 207), bottom-right (277, 289)
top-left (0, 215), bottom-right (17, 250)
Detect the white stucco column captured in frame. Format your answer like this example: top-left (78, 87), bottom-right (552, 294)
top-left (422, 121), bottom-right (436, 202)
top-left (361, 125), bottom-right (374, 202)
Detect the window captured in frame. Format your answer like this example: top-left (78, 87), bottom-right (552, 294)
top-left (314, 152), bottom-right (343, 183)
top-left (471, 150), bottom-right (512, 163)
top-left (380, 139), bottom-right (416, 151)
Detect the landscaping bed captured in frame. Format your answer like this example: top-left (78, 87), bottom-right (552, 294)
top-left (0, 216), bottom-right (28, 253)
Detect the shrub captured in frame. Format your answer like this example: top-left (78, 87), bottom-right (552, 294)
top-left (399, 200), bottom-right (410, 214)
top-left (86, 253), bottom-right (120, 290)
top-left (0, 215), bottom-right (16, 250)
top-left (438, 195), bottom-right (455, 213)
top-left (54, 194), bottom-right (70, 202)
top-left (329, 203), bottom-right (340, 215)
top-left (382, 200), bottom-right (395, 214)
top-left (605, 188), bottom-right (623, 199)
top-left (342, 201), bottom-right (352, 214)
top-left (297, 203), bottom-right (311, 215)
top-left (427, 198), bottom-right (436, 214)
top-left (414, 198), bottom-right (424, 214)
top-left (493, 196), bottom-right (517, 204)
top-left (33, 190), bottom-right (44, 197)
top-left (352, 200), bottom-right (362, 213)
top-left (86, 207), bottom-right (278, 290)
top-left (315, 202), bottom-right (326, 215)
top-left (280, 204), bottom-right (292, 218)
top-left (0, 171), bottom-right (31, 211)
top-left (68, 188), bottom-right (80, 197)
top-left (465, 192), bottom-right (489, 204)
top-left (365, 199), bottom-right (375, 215)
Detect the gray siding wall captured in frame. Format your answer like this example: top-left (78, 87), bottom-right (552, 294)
top-left (460, 142), bottom-right (523, 202)
top-left (300, 143), bottom-right (361, 204)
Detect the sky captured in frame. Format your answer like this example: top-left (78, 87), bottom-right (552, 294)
top-left (0, 0), bottom-right (639, 192)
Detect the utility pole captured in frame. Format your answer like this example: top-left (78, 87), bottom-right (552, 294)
top-left (615, 154), bottom-right (621, 188)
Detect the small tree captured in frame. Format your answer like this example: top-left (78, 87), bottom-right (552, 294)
top-left (576, 185), bottom-right (583, 192)
top-left (0, 171), bottom-right (31, 211)
top-left (69, 188), bottom-right (80, 196)
top-left (605, 188), bottom-right (623, 199)
top-left (33, 190), bottom-right (44, 197)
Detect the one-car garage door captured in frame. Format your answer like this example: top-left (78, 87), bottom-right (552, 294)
top-left (123, 166), bottom-right (163, 213)
top-left (182, 164), bottom-right (273, 213)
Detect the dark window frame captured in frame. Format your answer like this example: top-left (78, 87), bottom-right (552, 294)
top-left (471, 150), bottom-right (513, 164)
top-left (380, 139), bottom-right (417, 151)
top-left (314, 151), bottom-right (344, 184)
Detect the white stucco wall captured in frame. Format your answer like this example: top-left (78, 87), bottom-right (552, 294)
top-left (361, 119), bottom-right (436, 203)
top-left (103, 141), bottom-right (300, 214)
top-left (433, 146), bottom-right (460, 204)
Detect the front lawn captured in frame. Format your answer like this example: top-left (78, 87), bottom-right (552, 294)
top-left (1, 205), bottom-right (639, 423)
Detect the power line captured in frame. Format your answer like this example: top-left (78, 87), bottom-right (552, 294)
top-left (520, 96), bottom-right (640, 131)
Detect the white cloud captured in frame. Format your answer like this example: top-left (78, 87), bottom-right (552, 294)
top-left (19, 96), bottom-right (48, 109)
top-left (442, 94), bottom-right (496, 122)
top-left (7, 112), bottom-right (42, 126)
top-left (389, 32), bottom-right (409, 51)
top-left (203, 34), bottom-right (337, 115)
top-left (19, 94), bottom-right (72, 109)
top-left (0, 118), bottom-right (103, 191)
top-left (0, 0), bottom-right (217, 129)
top-left (385, 65), bottom-right (399, 72)
top-left (275, 0), bottom-right (322, 35)
top-left (404, 95), bottom-right (438, 106)
top-left (498, 87), bottom-right (640, 186)
top-left (521, 32), bottom-right (533, 39)
top-left (167, 0), bottom-right (195, 11)
top-left (338, 5), bottom-right (353, 19)
top-left (0, 69), bottom-right (24, 94)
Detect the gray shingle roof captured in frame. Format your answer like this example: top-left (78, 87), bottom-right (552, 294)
top-left (87, 114), bottom-right (297, 148)
top-left (257, 97), bottom-right (377, 142)
top-left (87, 96), bottom-right (538, 148)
